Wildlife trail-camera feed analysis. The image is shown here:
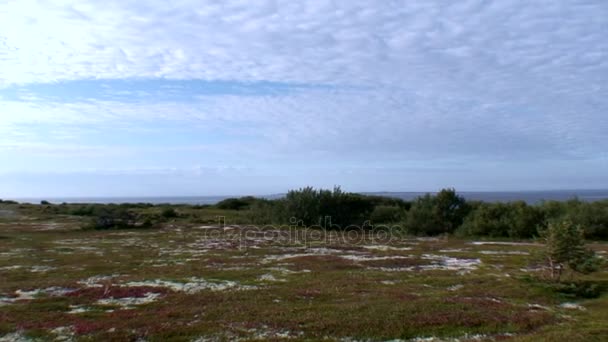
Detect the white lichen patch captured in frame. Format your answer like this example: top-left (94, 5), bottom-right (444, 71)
top-left (97, 292), bottom-right (161, 308)
top-left (341, 255), bottom-right (413, 262)
top-left (0, 265), bottom-right (57, 273)
top-left (380, 280), bottom-right (399, 285)
top-left (559, 302), bottom-right (586, 311)
top-left (368, 255), bottom-right (481, 274)
top-left (78, 274), bottom-right (122, 288)
top-left (124, 277), bottom-right (258, 293)
top-left (368, 267), bottom-right (416, 272)
top-left (67, 305), bottom-right (92, 314)
top-left (408, 333), bottom-right (516, 341)
top-left (50, 326), bottom-right (75, 341)
top-left (421, 254), bottom-right (482, 272)
top-left (13, 289), bottom-right (42, 301)
top-left (54, 239), bottom-right (99, 246)
top-left (519, 266), bottom-right (547, 273)
top-left (262, 247), bottom-right (369, 263)
top-left (37, 223), bottom-right (62, 231)
top-left (262, 253), bottom-right (313, 263)
top-left (0, 266), bottom-right (22, 271)
top-left (266, 267), bottom-right (311, 274)
top-left (307, 247), bottom-right (362, 255)
top-left (196, 225), bottom-right (219, 229)
top-left (447, 284), bottom-right (464, 291)
top-left (30, 265), bottom-right (57, 273)
top-left (247, 326), bottom-right (303, 340)
top-left (479, 250), bottom-right (530, 255)
top-left (415, 237), bottom-right (441, 242)
top-left (0, 287), bottom-right (74, 305)
top-left (362, 245), bottom-right (412, 252)
top-left (470, 241), bottom-right (539, 246)
top-left (42, 287), bottom-right (76, 296)
top-left (193, 326), bottom-right (304, 342)
top-left (528, 303), bottom-right (551, 311)
top-left (0, 332), bottom-right (31, 342)
top-left (0, 248), bottom-right (34, 257)
top-left (258, 274), bottom-right (287, 282)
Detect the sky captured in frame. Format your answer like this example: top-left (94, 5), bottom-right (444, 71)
top-left (0, 0), bottom-right (607, 197)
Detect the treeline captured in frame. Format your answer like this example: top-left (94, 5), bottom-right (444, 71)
top-left (4, 188), bottom-right (607, 239)
top-left (458, 195), bottom-right (608, 240)
top-left (56, 203), bottom-right (175, 230)
top-left (218, 187), bottom-right (608, 240)
top-left (0, 201), bottom-right (183, 230)
top-left (215, 187), bottom-right (409, 227)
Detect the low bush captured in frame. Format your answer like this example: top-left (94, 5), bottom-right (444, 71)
top-left (83, 206), bottom-right (138, 230)
top-left (458, 201), bottom-right (544, 238)
top-left (370, 205), bottom-right (402, 224)
top-left (538, 220), bottom-right (604, 282)
top-left (403, 189), bottom-right (470, 235)
top-left (160, 207), bottom-right (178, 218)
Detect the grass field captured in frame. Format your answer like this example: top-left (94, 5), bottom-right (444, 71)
top-left (0, 211), bottom-right (607, 341)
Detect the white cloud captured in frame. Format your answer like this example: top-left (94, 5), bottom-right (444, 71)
top-left (0, 0), bottom-right (606, 88)
top-left (0, 0), bottom-right (606, 192)
top-left (1, 84), bottom-right (606, 163)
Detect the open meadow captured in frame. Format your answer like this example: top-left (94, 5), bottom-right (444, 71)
top-left (0, 201), bottom-right (607, 342)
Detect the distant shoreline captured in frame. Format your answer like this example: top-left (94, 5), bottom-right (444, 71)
top-left (6, 189), bottom-right (608, 205)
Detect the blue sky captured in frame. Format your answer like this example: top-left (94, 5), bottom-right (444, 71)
top-left (0, 0), bottom-right (607, 197)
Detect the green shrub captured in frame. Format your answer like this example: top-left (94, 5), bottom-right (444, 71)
top-left (161, 207), bottom-right (178, 218)
top-left (538, 220), bottom-right (603, 282)
top-left (84, 206), bottom-right (137, 230)
top-left (370, 205), bottom-right (402, 224)
top-left (404, 189), bottom-right (470, 235)
top-left (216, 197), bottom-right (251, 210)
top-left (458, 201), bottom-right (544, 238)
top-left (280, 186), bottom-right (375, 228)
top-left (540, 199), bottom-right (608, 240)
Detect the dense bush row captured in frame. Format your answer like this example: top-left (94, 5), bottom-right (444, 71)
top-left (5, 188), bottom-right (607, 239)
top-left (221, 187), bottom-right (608, 240)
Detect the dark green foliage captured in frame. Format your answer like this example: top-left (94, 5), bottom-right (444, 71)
top-left (435, 188), bottom-right (470, 232)
top-left (246, 199), bottom-right (282, 225)
top-left (8, 186), bottom-right (607, 239)
top-left (402, 194), bottom-right (441, 235)
top-left (404, 189), bottom-right (470, 235)
top-left (540, 199), bottom-right (608, 240)
top-left (278, 186), bottom-right (375, 228)
top-left (538, 220), bottom-right (603, 282)
top-left (458, 201), bottom-right (544, 238)
top-left (550, 281), bottom-right (606, 299)
top-left (216, 196), bottom-right (260, 210)
top-left (506, 201), bottom-right (545, 237)
top-left (83, 206), bottom-right (141, 230)
top-left (521, 276), bottom-right (606, 299)
top-left (458, 202), bottom-right (510, 237)
top-left (70, 205), bottom-right (97, 216)
top-left (364, 196), bottom-right (411, 210)
top-left (370, 205), bottom-right (403, 224)
top-left (69, 204), bottom-right (105, 216)
top-left (281, 186), bottom-right (321, 226)
top-left (160, 207), bottom-right (178, 218)
top-left (40, 200), bottom-right (51, 205)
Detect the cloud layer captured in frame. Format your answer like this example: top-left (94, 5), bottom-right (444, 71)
top-left (0, 0), bottom-right (607, 195)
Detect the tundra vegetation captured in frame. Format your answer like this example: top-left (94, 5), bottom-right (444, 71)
top-left (0, 189), bottom-right (606, 341)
